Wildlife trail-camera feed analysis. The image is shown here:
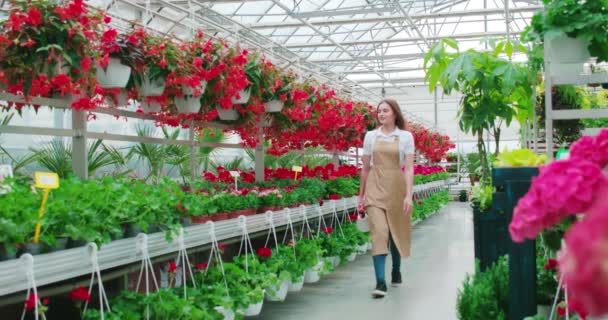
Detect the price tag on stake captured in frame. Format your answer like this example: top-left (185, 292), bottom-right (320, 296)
top-left (35, 172), bottom-right (59, 189)
top-left (33, 172), bottom-right (60, 243)
top-left (230, 171), bottom-right (240, 191)
top-left (292, 165), bottom-right (302, 181)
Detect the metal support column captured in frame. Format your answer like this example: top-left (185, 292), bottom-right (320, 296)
top-left (434, 89), bottom-right (438, 128)
top-left (544, 37), bottom-right (554, 158)
top-left (189, 122), bottom-right (197, 179)
top-left (72, 110), bottom-right (88, 179)
top-left (255, 126), bottom-right (264, 182)
top-left (332, 151), bottom-right (339, 167)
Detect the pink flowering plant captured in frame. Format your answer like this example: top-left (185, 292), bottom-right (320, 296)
top-left (509, 129), bottom-right (608, 317)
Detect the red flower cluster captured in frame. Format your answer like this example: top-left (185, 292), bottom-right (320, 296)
top-left (544, 258), bottom-right (558, 270)
top-left (25, 293), bottom-right (48, 310)
top-left (409, 123), bottom-right (455, 163)
top-left (69, 287), bottom-right (91, 302)
top-left (196, 263), bottom-right (208, 271)
top-left (168, 262), bottom-right (178, 273)
top-left (413, 165), bottom-right (445, 175)
top-left (256, 247), bottom-right (272, 258)
top-left (322, 227), bottom-right (333, 234)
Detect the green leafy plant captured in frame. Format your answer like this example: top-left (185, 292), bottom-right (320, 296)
top-left (457, 256), bottom-right (509, 320)
top-left (471, 185), bottom-right (494, 211)
top-left (424, 38), bottom-right (534, 187)
top-left (522, 0), bottom-right (608, 65)
top-left (494, 148), bottom-right (548, 167)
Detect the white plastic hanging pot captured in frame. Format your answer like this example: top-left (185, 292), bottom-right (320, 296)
top-left (137, 77), bottom-right (166, 96)
top-left (214, 306), bottom-right (235, 320)
top-left (140, 99), bottom-right (162, 113)
top-left (230, 88), bottom-right (251, 104)
top-left (265, 280), bottom-right (289, 302)
top-left (346, 252), bottom-right (357, 262)
top-left (265, 100), bottom-right (284, 113)
top-left (182, 80), bottom-right (207, 96)
top-left (304, 261), bottom-right (324, 283)
top-left (216, 107), bottom-right (239, 121)
top-left (96, 58), bottom-right (131, 89)
top-left (356, 214), bottom-right (370, 232)
top-left (175, 96), bottom-right (201, 114)
top-left (329, 256), bottom-right (340, 267)
top-left (367, 241), bottom-right (373, 251)
top-left (243, 300), bottom-right (264, 317)
top-left (356, 243), bottom-right (368, 254)
top-left (288, 278), bottom-right (304, 292)
top-left (536, 305), bottom-right (551, 319)
top-left (547, 33), bottom-right (590, 76)
top-left (105, 91), bottom-right (129, 108)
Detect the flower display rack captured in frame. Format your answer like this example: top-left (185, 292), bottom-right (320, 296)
top-left (0, 178), bottom-right (450, 301)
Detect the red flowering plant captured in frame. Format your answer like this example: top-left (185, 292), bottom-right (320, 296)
top-left (68, 286), bottom-right (91, 310)
top-left (125, 28), bottom-right (180, 100)
top-left (199, 41), bottom-right (248, 113)
top-left (24, 292), bottom-right (49, 318)
top-left (0, 0), bottom-right (104, 110)
top-left (256, 247), bottom-right (272, 259)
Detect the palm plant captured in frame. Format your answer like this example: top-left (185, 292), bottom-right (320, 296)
top-left (30, 138), bottom-right (128, 178)
top-left (0, 113), bottom-right (40, 173)
top-left (197, 128), bottom-right (229, 172)
top-left (128, 124), bottom-right (168, 183)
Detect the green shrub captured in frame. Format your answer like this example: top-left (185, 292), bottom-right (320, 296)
top-left (457, 256), bottom-right (509, 320)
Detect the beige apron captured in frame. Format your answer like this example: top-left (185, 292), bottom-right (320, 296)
top-left (365, 136), bottom-right (411, 257)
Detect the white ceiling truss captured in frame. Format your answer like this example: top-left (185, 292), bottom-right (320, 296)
top-left (1, 0), bottom-right (544, 129)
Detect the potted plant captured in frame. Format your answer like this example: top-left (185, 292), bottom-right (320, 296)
top-left (0, 0), bottom-right (104, 109)
top-left (96, 28), bottom-right (136, 89)
top-left (522, 0), bottom-right (608, 74)
top-left (459, 190), bottom-right (468, 202)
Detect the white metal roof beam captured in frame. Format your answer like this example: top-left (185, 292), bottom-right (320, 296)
top-left (283, 30), bottom-right (509, 49)
top-left (246, 5), bottom-right (541, 29)
top-left (268, 0), bottom-right (413, 97)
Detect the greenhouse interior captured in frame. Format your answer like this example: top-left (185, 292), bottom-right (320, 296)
top-left (0, 0), bottom-right (607, 319)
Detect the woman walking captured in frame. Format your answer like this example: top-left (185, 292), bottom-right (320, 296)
top-left (359, 98), bottom-right (415, 298)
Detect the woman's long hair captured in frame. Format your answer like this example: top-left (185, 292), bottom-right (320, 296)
top-left (377, 98), bottom-right (406, 130)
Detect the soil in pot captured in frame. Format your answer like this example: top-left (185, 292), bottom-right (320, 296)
top-left (123, 224), bottom-right (143, 238)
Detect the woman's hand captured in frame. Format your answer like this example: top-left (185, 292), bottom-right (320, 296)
top-left (403, 197), bottom-right (413, 216)
top-left (358, 195), bottom-right (365, 213)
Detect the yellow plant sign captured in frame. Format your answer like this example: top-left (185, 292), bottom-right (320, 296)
top-left (33, 172), bottom-right (59, 243)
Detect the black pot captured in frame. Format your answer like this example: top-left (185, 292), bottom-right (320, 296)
top-left (602, 83), bottom-right (608, 89)
top-left (124, 224), bottom-right (142, 238)
top-left (67, 239), bottom-right (88, 249)
top-left (0, 244), bottom-right (17, 261)
top-left (44, 237), bottom-right (68, 253)
top-left (22, 243), bottom-right (42, 256)
top-left (181, 217), bottom-right (192, 227)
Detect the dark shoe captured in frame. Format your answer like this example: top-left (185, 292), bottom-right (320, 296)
top-left (372, 282), bottom-right (387, 298)
top-left (391, 271), bottom-right (402, 287)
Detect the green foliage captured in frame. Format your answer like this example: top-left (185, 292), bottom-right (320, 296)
top-left (457, 256), bottom-right (509, 320)
top-left (414, 172), bottom-right (450, 184)
top-left (424, 39), bottom-right (534, 187)
top-left (537, 86), bottom-right (585, 145)
top-left (412, 190), bottom-right (450, 221)
top-left (494, 148), bottom-right (548, 167)
top-left (471, 185), bottom-right (494, 211)
top-left (324, 177), bottom-right (359, 197)
top-left (523, 0), bottom-right (608, 64)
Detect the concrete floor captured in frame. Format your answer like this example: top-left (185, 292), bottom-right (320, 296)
top-left (256, 202), bottom-right (474, 320)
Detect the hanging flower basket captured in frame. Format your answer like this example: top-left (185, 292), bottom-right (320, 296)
top-left (356, 243), bottom-right (368, 254)
top-left (140, 99), bottom-right (162, 113)
top-left (175, 96), bottom-right (201, 114)
top-left (288, 278), bottom-right (304, 292)
top-left (216, 107), bottom-right (239, 121)
top-left (346, 252), bottom-right (357, 262)
top-left (264, 280), bottom-right (289, 302)
top-left (95, 58), bottom-right (132, 89)
top-left (182, 80), bottom-right (207, 96)
top-left (547, 33), bottom-right (590, 76)
top-left (242, 299), bottom-right (264, 317)
top-left (105, 91), bottom-right (129, 108)
top-left (137, 77), bottom-right (166, 96)
top-left (356, 214), bottom-right (370, 232)
top-left (230, 88), bottom-right (251, 104)
top-left (265, 100), bottom-right (284, 113)
top-left (214, 306), bottom-right (235, 320)
top-left (304, 261), bottom-right (324, 283)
